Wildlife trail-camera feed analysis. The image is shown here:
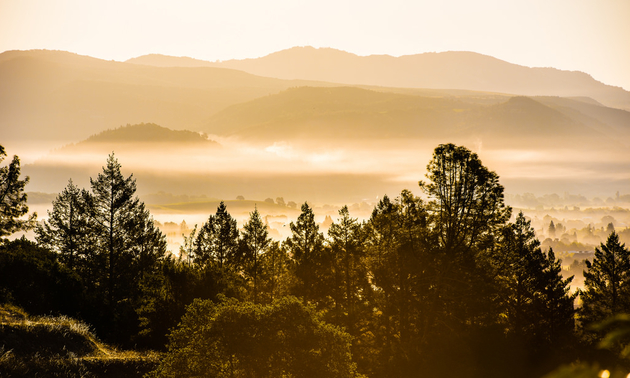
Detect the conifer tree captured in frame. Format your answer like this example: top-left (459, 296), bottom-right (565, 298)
top-left (285, 202), bottom-right (326, 304)
top-left (327, 205), bottom-right (369, 336)
top-left (240, 207), bottom-right (271, 302)
top-left (193, 201), bottom-right (239, 270)
top-left (36, 179), bottom-right (93, 271)
top-left (0, 145), bottom-right (35, 237)
top-left (87, 153), bottom-right (167, 341)
top-left (581, 232), bottom-right (630, 329)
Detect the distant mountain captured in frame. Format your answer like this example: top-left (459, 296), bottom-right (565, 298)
top-left (204, 86), bottom-right (629, 149)
top-left (128, 47), bottom-right (630, 110)
top-left (0, 49), bottom-right (333, 148)
top-left (56, 123), bottom-right (220, 154)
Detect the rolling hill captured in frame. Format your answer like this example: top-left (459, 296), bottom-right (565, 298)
top-left (128, 46), bottom-right (630, 111)
top-left (203, 86), bottom-right (629, 149)
top-left (0, 49), bottom-right (334, 149)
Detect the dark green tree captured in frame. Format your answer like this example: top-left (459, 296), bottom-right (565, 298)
top-left (364, 190), bottom-right (430, 376)
top-left (193, 201), bottom-right (239, 270)
top-left (581, 232), bottom-right (630, 330)
top-left (150, 297), bottom-right (362, 378)
top-left (0, 145), bottom-right (35, 237)
top-left (285, 202), bottom-right (326, 305)
top-left (259, 240), bottom-right (290, 302)
top-left (497, 212), bottom-right (576, 355)
top-left (327, 206), bottom-right (370, 337)
top-left (240, 207), bottom-right (271, 302)
top-left (36, 179), bottom-right (93, 271)
top-left (87, 153), bottom-right (167, 343)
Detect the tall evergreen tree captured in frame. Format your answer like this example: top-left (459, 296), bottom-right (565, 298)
top-left (36, 179), bottom-right (93, 271)
top-left (327, 206), bottom-right (370, 337)
top-left (581, 232), bottom-right (630, 330)
top-left (193, 201), bottom-right (239, 270)
top-left (240, 207), bottom-right (271, 302)
top-left (497, 212), bottom-right (576, 349)
top-left (364, 190), bottom-right (430, 376)
top-left (87, 153), bottom-right (167, 342)
top-left (285, 202), bottom-right (326, 305)
top-left (0, 145), bottom-right (35, 237)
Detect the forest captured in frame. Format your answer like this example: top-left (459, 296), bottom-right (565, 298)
top-left (2, 143), bottom-right (630, 378)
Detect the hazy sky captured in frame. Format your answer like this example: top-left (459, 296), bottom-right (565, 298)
top-left (1, 0), bottom-right (629, 90)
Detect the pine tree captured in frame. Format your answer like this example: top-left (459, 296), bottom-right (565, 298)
top-left (581, 232), bottom-right (630, 329)
top-left (327, 205), bottom-right (369, 336)
top-left (87, 153), bottom-right (167, 342)
top-left (0, 145), bottom-right (36, 237)
top-left (497, 212), bottom-right (576, 347)
top-left (193, 201), bottom-right (239, 270)
top-left (285, 202), bottom-right (326, 304)
top-left (240, 206), bottom-right (271, 302)
top-left (36, 179), bottom-right (93, 271)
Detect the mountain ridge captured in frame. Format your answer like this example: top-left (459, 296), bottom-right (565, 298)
top-left (127, 46), bottom-right (630, 110)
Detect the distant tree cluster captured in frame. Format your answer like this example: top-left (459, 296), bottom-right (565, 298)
top-left (1, 143), bottom-right (630, 377)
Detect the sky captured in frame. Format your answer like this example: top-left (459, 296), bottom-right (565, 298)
top-left (1, 0), bottom-right (629, 90)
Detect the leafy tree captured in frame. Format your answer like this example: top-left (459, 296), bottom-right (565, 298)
top-left (150, 296), bottom-right (363, 378)
top-left (193, 201), bottom-right (239, 270)
top-left (419, 143), bottom-right (511, 255)
top-left (285, 202), bottom-right (326, 305)
top-left (0, 237), bottom-right (83, 317)
top-left (240, 207), bottom-right (271, 302)
top-left (0, 145), bottom-right (35, 237)
top-left (581, 232), bottom-right (630, 331)
top-left (36, 179), bottom-right (93, 271)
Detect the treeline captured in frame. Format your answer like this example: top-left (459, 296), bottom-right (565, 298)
top-left (1, 144), bottom-right (630, 377)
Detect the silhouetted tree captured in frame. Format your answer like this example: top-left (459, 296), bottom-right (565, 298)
top-left (549, 220), bottom-right (556, 238)
top-left (150, 297), bottom-right (362, 378)
top-left (581, 232), bottom-right (630, 331)
top-left (240, 207), bottom-right (271, 302)
top-left (285, 202), bottom-right (326, 305)
top-left (0, 145), bottom-right (35, 237)
top-left (87, 153), bottom-right (167, 343)
top-left (327, 206), bottom-right (370, 337)
top-left (496, 212), bottom-right (576, 358)
top-left (36, 179), bottom-right (93, 271)
top-left (193, 201), bottom-right (239, 270)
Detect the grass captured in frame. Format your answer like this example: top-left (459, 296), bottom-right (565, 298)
top-left (0, 304), bottom-right (159, 377)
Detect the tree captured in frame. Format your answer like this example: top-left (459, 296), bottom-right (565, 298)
top-left (193, 201), bottom-right (239, 270)
top-left (581, 232), bottom-right (630, 330)
top-left (496, 213), bottom-right (576, 352)
top-left (150, 297), bottom-right (363, 378)
top-left (285, 202), bottom-right (326, 304)
top-left (0, 145), bottom-right (35, 237)
top-left (87, 153), bottom-right (167, 343)
top-left (240, 207), bottom-right (271, 302)
top-left (327, 206), bottom-right (370, 337)
top-left (419, 143), bottom-right (511, 255)
top-left (36, 179), bottom-right (93, 271)
top-left (364, 191), bottom-right (431, 376)
top-left (549, 220), bottom-right (556, 238)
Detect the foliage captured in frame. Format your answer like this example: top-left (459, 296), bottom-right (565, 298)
top-left (150, 296), bottom-right (363, 378)
top-left (285, 202), bottom-right (327, 305)
top-left (0, 145), bottom-right (36, 237)
top-left (581, 232), bottom-right (630, 332)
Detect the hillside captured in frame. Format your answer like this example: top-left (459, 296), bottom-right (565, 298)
top-left (56, 123), bottom-right (220, 155)
top-left (204, 86), bottom-right (628, 149)
top-left (0, 304), bottom-right (158, 377)
top-left (128, 47), bottom-right (630, 110)
top-left (0, 49), bottom-right (334, 150)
